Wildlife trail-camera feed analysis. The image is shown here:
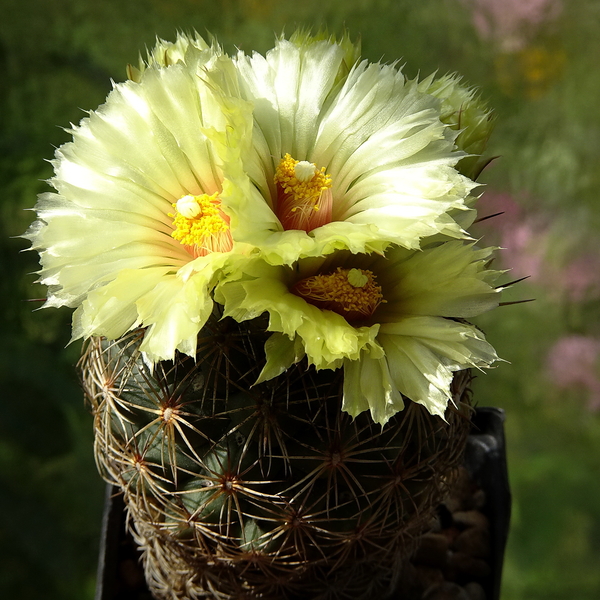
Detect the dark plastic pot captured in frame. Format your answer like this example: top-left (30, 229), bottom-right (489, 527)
top-left (465, 407), bottom-right (511, 600)
top-left (95, 407), bottom-right (511, 600)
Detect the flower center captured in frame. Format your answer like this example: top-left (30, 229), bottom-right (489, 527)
top-left (292, 267), bottom-right (384, 323)
top-left (274, 153), bottom-right (333, 233)
top-left (170, 192), bottom-right (232, 258)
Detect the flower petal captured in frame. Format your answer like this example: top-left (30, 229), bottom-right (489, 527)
top-left (379, 242), bottom-right (502, 319)
top-left (256, 333), bottom-right (307, 383)
top-left (72, 266), bottom-right (172, 341)
top-left (342, 354), bottom-right (404, 426)
top-left (378, 316), bottom-right (499, 417)
top-left (136, 272), bottom-right (214, 361)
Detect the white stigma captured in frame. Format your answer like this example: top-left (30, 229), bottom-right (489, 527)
top-left (294, 161), bottom-right (317, 182)
top-left (176, 195), bottom-right (201, 218)
top-left (347, 268), bottom-right (369, 288)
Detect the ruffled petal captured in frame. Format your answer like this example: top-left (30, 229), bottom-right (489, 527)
top-left (216, 258), bottom-right (382, 370)
top-left (72, 266), bottom-right (172, 341)
top-left (342, 353), bottom-right (404, 426)
top-left (378, 242), bottom-right (502, 319)
top-left (137, 250), bottom-right (251, 361)
top-left (378, 333), bottom-right (453, 419)
top-left (378, 316), bottom-right (499, 417)
top-left (235, 39), bottom-right (349, 165)
top-left (137, 272), bottom-right (214, 361)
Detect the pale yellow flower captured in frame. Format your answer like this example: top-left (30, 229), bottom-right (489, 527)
top-left (25, 37), bottom-right (252, 361)
top-left (217, 241), bottom-right (503, 425)
top-left (218, 34), bottom-right (478, 266)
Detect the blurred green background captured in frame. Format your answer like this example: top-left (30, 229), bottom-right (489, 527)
top-left (1, 0), bottom-right (599, 598)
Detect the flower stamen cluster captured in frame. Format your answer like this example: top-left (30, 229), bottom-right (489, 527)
top-left (170, 193), bottom-right (232, 257)
top-left (292, 267), bottom-right (384, 322)
top-left (274, 153), bottom-right (333, 233)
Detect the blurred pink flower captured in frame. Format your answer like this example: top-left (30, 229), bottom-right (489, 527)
top-left (475, 192), bottom-right (600, 302)
top-left (463, 0), bottom-right (562, 51)
top-left (549, 254), bottom-right (600, 303)
top-left (501, 221), bottom-right (546, 281)
top-left (476, 192), bottom-right (548, 281)
top-left (546, 335), bottom-right (600, 411)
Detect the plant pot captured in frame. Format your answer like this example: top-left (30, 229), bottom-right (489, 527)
top-left (95, 407), bottom-right (510, 600)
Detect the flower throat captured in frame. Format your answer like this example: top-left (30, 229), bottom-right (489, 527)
top-left (170, 192), bottom-right (232, 258)
top-left (292, 267), bottom-right (384, 323)
top-left (274, 153), bottom-right (333, 233)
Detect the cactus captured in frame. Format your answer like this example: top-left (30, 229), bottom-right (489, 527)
top-left (25, 31), bottom-right (503, 600)
top-left (82, 314), bottom-right (473, 599)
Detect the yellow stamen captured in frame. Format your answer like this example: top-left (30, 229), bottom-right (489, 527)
top-left (170, 192), bottom-right (232, 257)
top-left (292, 267), bottom-right (384, 322)
top-left (274, 153), bottom-right (333, 232)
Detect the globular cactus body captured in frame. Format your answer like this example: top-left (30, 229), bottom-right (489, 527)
top-left (82, 315), bottom-right (472, 600)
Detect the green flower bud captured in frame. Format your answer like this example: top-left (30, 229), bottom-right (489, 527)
top-left (420, 73), bottom-right (496, 180)
top-left (126, 32), bottom-right (211, 81)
